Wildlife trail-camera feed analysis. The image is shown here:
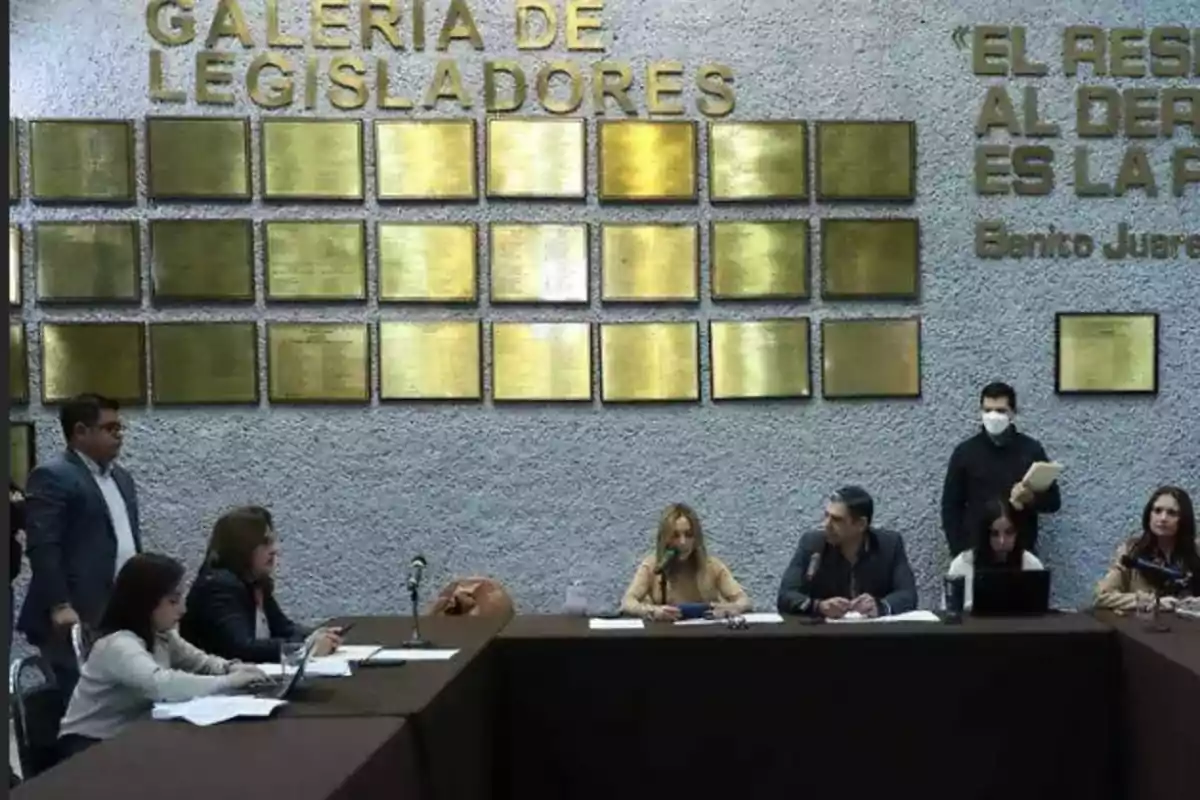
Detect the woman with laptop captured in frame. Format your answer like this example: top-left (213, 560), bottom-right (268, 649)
top-left (56, 553), bottom-right (267, 760)
top-left (1094, 486), bottom-right (1199, 612)
top-left (945, 499), bottom-right (1045, 610)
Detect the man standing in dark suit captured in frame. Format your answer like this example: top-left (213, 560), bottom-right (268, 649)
top-left (18, 394), bottom-right (142, 698)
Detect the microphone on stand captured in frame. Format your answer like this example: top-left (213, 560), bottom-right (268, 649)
top-left (1120, 555), bottom-right (1191, 588)
top-left (654, 548), bottom-right (679, 609)
top-left (403, 554), bottom-right (433, 648)
top-left (799, 552), bottom-right (822, 616)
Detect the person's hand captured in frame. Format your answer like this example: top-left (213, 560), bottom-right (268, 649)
top-left (1158, 596), bottom-right (1179, 612)
top-left (228, 661), bottom-right (260, 673)
top-left (1010, 481), bottom-right (1034, 509)
top-left (310, 629), bottom-right (343, 657)
top-left (850, 594), bottom-right (879, 618)
top-left (51, 605), bottom-right (80, 628)
top-left (228, 667), bottom-right (270, 688)
top-left (647, 605), bottom-right (681, 621)
top-left (15, 530), bottom-right (26, 550)
top-left (817, 598), bottom-right (851, 619)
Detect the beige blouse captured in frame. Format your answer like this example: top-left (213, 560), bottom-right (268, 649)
top-left (620, 555), bottom-right (751, 616)
top-left (1094, 536), bottom-right (1200, 612)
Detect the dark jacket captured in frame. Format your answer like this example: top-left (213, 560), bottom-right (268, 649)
top-left (180, 567), bottom-right (308, 663)
top-left (940, 427), bottom-right (1061, 556)
top-left (17, 451), bottom-right (141, 645)
top-left (777, 528), bottom-right (918, 616)
top-left (10, 483), bottom-right (24, 584)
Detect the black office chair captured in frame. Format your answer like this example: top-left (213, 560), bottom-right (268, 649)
top-left (8, 655), bottom-right (67, 780)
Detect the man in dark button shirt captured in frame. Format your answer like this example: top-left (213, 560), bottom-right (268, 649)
top-left (940, 382), bottom-right (1061, 557)
top-left (777, 486), bottom-right (918, 619)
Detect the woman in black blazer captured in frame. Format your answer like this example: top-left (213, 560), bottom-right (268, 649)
top-left (180, 506), bottom-right (341, 663)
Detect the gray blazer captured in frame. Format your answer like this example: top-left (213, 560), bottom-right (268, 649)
top-left (17, 450), bottom-right (142, 645)
top-left (776, 527), bottom-right (918, 616)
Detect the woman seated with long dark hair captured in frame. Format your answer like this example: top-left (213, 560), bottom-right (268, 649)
top-left (945, 498), bottom-right (1044, 610)
top-left (57, 553), bottom-right (265, 759)
top-left (181, 506), bottom-right (341, 662)
top-left (1095, 486), bottom-right (1199, 612)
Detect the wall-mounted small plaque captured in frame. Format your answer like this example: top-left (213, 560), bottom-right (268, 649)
top-left (598, 121), bottom-right (696, 202)
top-left (267, 323), bottom-right (369, 403)
top-left (600, 322), bottom-right (699, 402)
top-left (490, 223), bottom-right (589, 304)
top-left (265, 221), bottom-right (366, 301)
top-left (821, 317), bottom-right (921, 399)
top-left (41, 322), bottom-right (146, 404)
top-left (29, 119), bottom-right (135, 203)
top-left (709, 121), bottom-right (808, 201)
top-left (9, 120), bottom-right (18, 202)
top-left (492, 322), bottom-right (592, 402)
top-left (147, 117), bottom-right (251, 200)
top-left (710, 319), bottom-right (811, 400)
top-left (378, 223), bottom-right (477, 303)
top-left (376, 119), bottom-right (477, 200)
top-left (10, 323), bottom-right (28, 404)
top-left (261, 119), bottom-right (363, 200)
top-left (35, 222), bottom-right (140, 303)
top-left (379, 321), bottom-right (481, 400)
top-left (711, 221), bottom-right (809, 300)
top-left (486, 118), bottom-right (586, 199)
top-left (815, 120), bottom-right (916, 201)
top-left (821, 218), bottom-right (920, 300)
top-left (601, 224), bottom-right (698, 302)
top-left (10, 225), bottom-right (21, 307)
top-left (150, 322), bottom-right (259, 405)
top-left (1056, 312), bottom-right (1159, 395)
top-left (150, 220), bottom-right (254, 302)
top-left (10, 422), bottom-right (35, 489)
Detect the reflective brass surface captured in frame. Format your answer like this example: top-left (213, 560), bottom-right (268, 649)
top-left (10, 423), bottom-right (34, 489)
top-left (601, 224), bottom-right (698, 302)
top-left (711, 221), bottom-right (808, 300)
top-left (815, 121), bottom-right (916, 201)
top-left (41, 322), bottom-right (146, 404)
top-left (267, 323), bottom-right (369, 403)
top-left (821, 218), bottom-right (920, 299)
top-left (261, 119), bottom-right (363, 200)
top-left (492, 322), bottom-right (591, 402)
top-left (709, 122), bottom-right (808, 201)
top-left (379, 321), bottom-right (481, 400)
top-left (376, 120), bottom-right (477, 200)
top-left (29, 120), bottom-right (134, 202)
top-left (265, 221), bottom-right (365, 300)
top-left (9, 121), bottom-right (17, 202)
top-left (491, 224), bottom-right (589, 303)
top-left (486, 118), bottom-right (586, 199)
top-left (1057, 313), bottom-right (1158, 394)
top-left (10, 323), bottom-right (28, 404)
top-left (600, 323), bottom-right (699, 402)
top-left (150, 220), bottom-right (254, 301)
top-left (10, 225), bottom-right (21, 306)
top-left (35, 222), bottom-right (140, 302)
top-left (821, 318), bottom-right (921, 398)
top-left (598, 121), bottom-right (696, 202)
top-left (151, 323), bottom-right (259, 405)
top-left (379, 223), bottom-right (477, 302)
top-left (710, 319), bottom-right (811, 400)
top-left (147, 117), bottom-right (251, 199)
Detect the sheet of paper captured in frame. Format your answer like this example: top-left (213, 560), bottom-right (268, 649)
top-left (153, 696), bottom-right (285, 726)
top-left (1022, 461), bottom-right (1063, 492)
top-left (364, 648), bottom-right (460, 664)
top-left (827, 610), bottom-right (942, 624)
top-left (588, 618), bottom-right (645, 630)
top-left (254, 658), bottom-right (352, 678)
top-left (673, 612), bottom-right (785, 627)
top-left (332, 645), bottom-right (383, 662)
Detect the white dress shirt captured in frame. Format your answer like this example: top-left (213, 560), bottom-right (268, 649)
top-left (75, 451), bottom-right (138, 577)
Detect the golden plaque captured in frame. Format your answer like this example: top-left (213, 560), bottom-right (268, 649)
top-left (150, 220), bottom-right (254, 302)
top-left (265, 221), bottom-right (366, 301)
top-left (379, 223), bottom-right (477, 303)
top-left (267, 323), bottom-right (369, 403)
top-left (29, 120), bottom-right (135, 203)
top-left (711, 221), bottom-right (809, 300)
top-left (147, 117), bottom-right (251, 200)
top-left (10, 323), bottom-right (28, 404)
top-left (601, 224), bottom-right (698, 302)
top-left (485, 118), bottom-right (586, 199)
top-left (376, 120), bottom-right (477, 200)
top-left (35, 222), bottom-right (140, 303)
top-left (10, 225), bottom-right (21, 307)
top-left (821, 317), bottom-right (921, 399)
top-left (710, 319), bottom-right (811, 400)
top-left (9, 120), bottom-right (17, 202)
top-left (491, 224), bottom-right (589, 304)
top-left (261, 119), bottom-right (363, 200)
top-left (10, 422), bottom-right (35, 489)
top-left (821, 218), bottom-right (920, 299)
top-left (709, 122), bottom-right (808, 201)
top-left (815, 121), bottom-right (916, 202)
top-left (1056, 313), bottom-right (1158, 394)
top-left (600, 323), bottom-right (699, 402)
top-left (379, 321), bottom-right (481, 400)
top-left (151, 322), bottom-right (259, 405)
top-left (492, 322), bottom-right (591, 402)
top-left (41, 322), bottom-right (146, 404)
top-left (598, 121), bottom-right (696, 202)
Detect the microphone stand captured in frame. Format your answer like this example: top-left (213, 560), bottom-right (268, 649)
top-left (1145, 587), bottom-right (1170, 633)
top-left (403, 580), bottom-right (433, 648)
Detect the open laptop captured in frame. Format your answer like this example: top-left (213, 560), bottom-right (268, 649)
top-left (249, 639), bottom-right (317, 700)
top-left (971, 569), bottom-right (1052, 616)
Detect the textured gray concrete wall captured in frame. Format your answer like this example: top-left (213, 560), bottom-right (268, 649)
top-left (8, 0), bottom-right (1199, 626)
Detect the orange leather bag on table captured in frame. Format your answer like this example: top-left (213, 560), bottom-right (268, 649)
top-left (429, 577), bottom-right (515, 621)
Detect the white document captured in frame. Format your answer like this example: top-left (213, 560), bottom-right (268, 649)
top-left (1022, 461), bottom-right (1063, 492)
top-left (332, 645), bottom-right (384, 662)
top-left (152, 696), bottom-right (285, 726)
top-left (827, 610), bottom-right (942, 624)
top-left (588, 618), bottom-right (645, 630)
top-left (673, 612), bottom-right (785, 627)
top-left (364, 648), bottom-right (460, 664)
top-left (254, 658), bottom-right (352, 678)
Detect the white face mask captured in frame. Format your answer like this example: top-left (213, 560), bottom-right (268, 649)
top-left (981, 411), bottom-right (1011, 436)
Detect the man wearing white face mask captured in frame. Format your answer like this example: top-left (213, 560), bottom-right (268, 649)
top-left (940, 382), bottom-right (1061, 556)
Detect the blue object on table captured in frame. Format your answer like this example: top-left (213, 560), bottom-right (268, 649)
top-left (677, 602), bottom-right (711, 619)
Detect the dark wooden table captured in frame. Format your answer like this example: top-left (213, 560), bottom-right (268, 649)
top-left (495, 613), bottom-right (1120, 800)
top-left (12, 717), bottom-right (419, 800)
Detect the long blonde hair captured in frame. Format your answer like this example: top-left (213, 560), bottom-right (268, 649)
top-left (652, 503), bottom-right (713, 602)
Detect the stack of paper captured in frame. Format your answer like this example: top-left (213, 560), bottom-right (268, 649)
top-left (153, 696), bottom-right (285, 726)
top-left (332, 645), bottom-right (384, 662)
top-left (588, 618), bottom-right (645, 630)
top-left (826, 610), bottom-right (942, 624)
top-left (362, 648), bottom-right (460, 665)
top-left (254, 658), bottom-right (352, 678)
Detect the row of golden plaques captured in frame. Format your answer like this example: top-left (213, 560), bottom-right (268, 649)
top-left (7, 219), bottom-right (919, 304)
top-left (8, 118), bottom-right (916, 203)
top-left (8, 319), bottom-right (924, 405)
